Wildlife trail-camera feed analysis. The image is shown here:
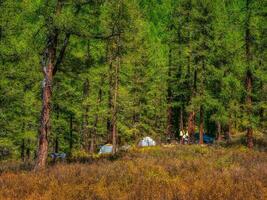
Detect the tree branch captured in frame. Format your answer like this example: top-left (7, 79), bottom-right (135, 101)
top-left (53, 32), bottom-right (71, 75)
top-left (69, 30), bottom-right (122, 41)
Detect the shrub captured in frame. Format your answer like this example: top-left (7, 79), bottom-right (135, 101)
top-left (0, 146), bottom-right (266, 200)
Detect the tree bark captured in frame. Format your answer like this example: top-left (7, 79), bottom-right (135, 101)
top-left (246, 70), bottom-right (253, 148)
top-left (199, 105), bottom-right (204, 144)
top-left (35, 36), bottom-right (57, 170)
top-left (179, 108), bottom-right (184, 133)
top-left (166, 106), bottom-right (174, 139)
top-left (245, 0), bottom-right (253, 149)
top-left (54, 105), bottom-right (60, 153)
top-left (21, 139), bottom-right (25, 161)
top-left (69, 114), bottom-right (73, 154)
top-left (54, 136), bottom-right (59, 153)
top-left (216, 122), bottom-right (222, 142)
top-left (34, 1), bottom-right (64, 171)
top-left (82, 78), bottom-right (90, 150)
top-left (26, 139), bottom-right (30, 160)
top-left (224, 123), bottom-right (231, 143)
top-left (166, 47), bottom-right (174, 140)
top-left (187, 111), bottom-right (195, 144)
top-left (188, 68), bottom-right (197, 144)
top-left (90, 76), bottom-right (104, 153)
top-left (106, 32), bottom-right (120, 154)
top-left (111, 50), bottom-right (119, 154)
top-left (107, 39), bottom-right (113, 142)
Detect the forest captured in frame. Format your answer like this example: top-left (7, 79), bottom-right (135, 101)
top-left (0, 0), bottom-right (266, 199)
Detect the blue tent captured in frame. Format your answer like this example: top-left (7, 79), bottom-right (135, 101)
top-left (194, 133), bottom-right (214, 144)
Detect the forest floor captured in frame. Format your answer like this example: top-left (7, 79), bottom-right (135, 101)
top-left (0, 145), bottom-right (267, 200)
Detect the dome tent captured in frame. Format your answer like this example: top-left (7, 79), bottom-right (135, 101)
top-left (99, 144), bottom-right (113, 154)
top-left (138, 137), bottom-right (156, 147)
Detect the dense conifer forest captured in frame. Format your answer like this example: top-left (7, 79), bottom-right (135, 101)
top-left (0, 1), bottom-right (266, 198)
top-left (1, 0), bottom-right (266, 165)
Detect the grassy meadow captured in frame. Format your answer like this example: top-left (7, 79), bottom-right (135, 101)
top-left (0, 145), bottom-right (266, 200)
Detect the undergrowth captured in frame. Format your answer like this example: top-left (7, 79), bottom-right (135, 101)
top-left (0, 145), bottom-right (266, 200)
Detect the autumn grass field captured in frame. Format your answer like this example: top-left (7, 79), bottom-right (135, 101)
top-left (0, 145), bottom-right (267, 200)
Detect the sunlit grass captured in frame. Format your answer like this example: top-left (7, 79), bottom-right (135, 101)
top-left (0, 145), bottom-right (266, 200)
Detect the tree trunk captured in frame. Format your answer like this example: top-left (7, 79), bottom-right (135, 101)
top-left (245, 0), bottom-right (253, 149)
top-left (90, 77), bottom-right (104, 153)
top-left (69, 114), bottom-right (73, 154)
top-left (26, 139), bottom-right (30, 160)
top-left (89, 136), bottom-right (94, 153)
top-left (187, 111), bottom-right (195, 144)
top-left (166, 105), bottom-right (174, 139)
top-left (216, 122), bottom-right (222, 142)
top-left (199, 105), bottom-right (204, 144)
top-left (82, 78), bottom-right (90, 150)
top-left (21, 139), bottom-right (25, 161)
top-left (106, 33), bottom-right (120, 154)
top-left (107, 61), bottom-right (113, 143)
top-left (259, 81), bottom-right (264, 128)
top-left (35, 41), bottom-right (56, 170)
top-left (187, 68), bottom-right (197, 144)
top-left (54, 105), bottom-right (59, 153)
top-left (179, 108), bottom-right (184, 133)
top-left (246, 70), bottom-right (253, 148)
top-left (166, 47), bottom-right (174, 140)
top-left (54, 136), bottom-right (59, 153)
top-left (225, 123), bottom-right (231, 143)
top-left (34, 1), bottom-right (63, 171)
top-left (111, 54), bottom-right (119, 154)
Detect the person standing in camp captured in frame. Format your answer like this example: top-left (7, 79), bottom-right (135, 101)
top-left (180, 129), bottom-right (185, 144)
top-left (184, 130), bottom-right (189, 144)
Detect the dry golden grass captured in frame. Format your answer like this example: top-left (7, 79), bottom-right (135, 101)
top-left (0, 145), bottom-right (266, 200)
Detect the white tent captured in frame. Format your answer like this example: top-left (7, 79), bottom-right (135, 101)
top-left (99, 144), bottom-right (113, 154)
top-left (138, 137), bottom-right (156, 147)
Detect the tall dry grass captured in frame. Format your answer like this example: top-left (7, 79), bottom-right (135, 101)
top-left (0, 145), bottom-right (266, 200)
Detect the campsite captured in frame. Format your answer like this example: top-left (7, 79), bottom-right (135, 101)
top-left (0, 0), bottom-right (266, 199)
